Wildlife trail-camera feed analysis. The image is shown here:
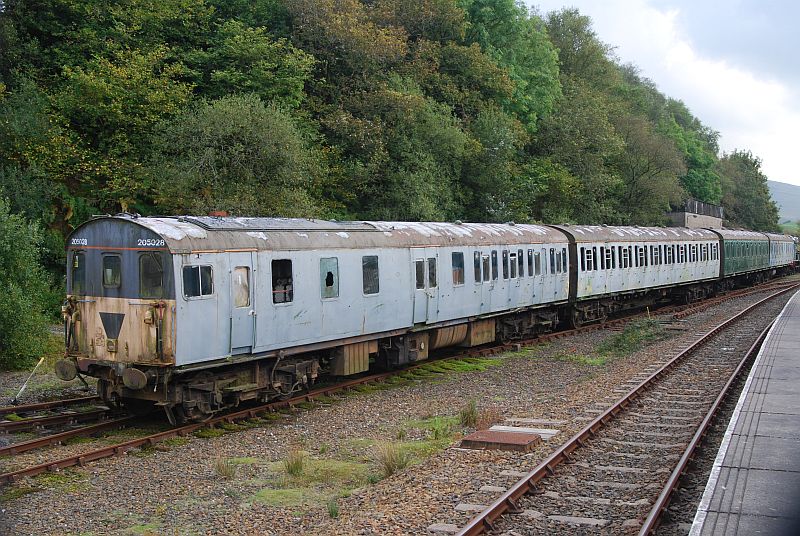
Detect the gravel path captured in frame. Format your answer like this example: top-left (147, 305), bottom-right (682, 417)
top-left (0, 289), bottom-right (792, 536)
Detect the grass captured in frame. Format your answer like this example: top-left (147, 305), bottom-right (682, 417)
top-left (250, 455), bottom-right (373, 509)
top-left (596, 319), bottom-right (666, 357)
top-left (459, 399), bottom-right (478, 428)
top-left (554, 318), bottom-right (667, 367)
top-left (284, 448), bottom-right (306, 476)
top-left (3, 413), bottom-right (23, 421)
top-left (193, 426), bottom-right (226, 439)
top-left (213, 456), bottom-right (237, 479)
top-left (327, 498), bottom-right (340, 518)
top-left (374, 442), bottom-right (412, 477)
top-left (0, 486), bottom-right (38, 503)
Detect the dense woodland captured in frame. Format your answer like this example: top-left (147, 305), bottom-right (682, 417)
top-left (0, 0), bottom-right (784, 366)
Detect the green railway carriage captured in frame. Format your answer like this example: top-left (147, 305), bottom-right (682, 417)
top-left (713, 229), bottom-right (770, 277)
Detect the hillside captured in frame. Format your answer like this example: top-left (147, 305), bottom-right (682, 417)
top-left (768, 181), bottom-right (800, 223)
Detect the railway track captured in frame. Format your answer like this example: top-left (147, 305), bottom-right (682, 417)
top-left (1, 279), bottom-right (794, 488)
top-left (0, 396), bottom-right (100, 417)
top-left (456, 285), bottom-right (796, 535)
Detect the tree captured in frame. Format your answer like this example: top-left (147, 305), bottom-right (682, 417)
top-left (612, 114), bottom-right (685, 224)
top-left (149, 94), bottom-right (323, 217)
top-left (0, 198), bottom-right (51, 369)
top-left (463, 0), bottom-right (561, 129)
top-left (718, 150), bottom-right (780, 231)
top-left (192, 20), bottom-right (315, 108)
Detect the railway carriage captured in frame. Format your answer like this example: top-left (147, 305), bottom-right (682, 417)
top-left (58, 215), bottom-right (570, 422)
top-left (764, 232), bottom-right (796, 271)
top-left (554, 225), bottom-right (720, 325)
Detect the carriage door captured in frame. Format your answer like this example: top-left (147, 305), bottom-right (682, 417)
top-left (229, 252), bottom-right (255, 354)
top-left (412, 249), bottom-right (439, 324)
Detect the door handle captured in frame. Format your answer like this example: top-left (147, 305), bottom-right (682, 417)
top-left (248, 310), bottom-right (256, 316)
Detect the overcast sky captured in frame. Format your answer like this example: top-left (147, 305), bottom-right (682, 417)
top-left (530, 0), bottom-right (800, 186)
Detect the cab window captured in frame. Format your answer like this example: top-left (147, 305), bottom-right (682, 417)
top-left (103, 255), bottom-right (121, 288)
top-left (139, 253), bottom-right (164, 298)
top-left (71, 252), bottom-right (86, 295)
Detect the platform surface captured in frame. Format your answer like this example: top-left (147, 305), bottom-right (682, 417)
top-left (691, 289), bottom-right (800, 536)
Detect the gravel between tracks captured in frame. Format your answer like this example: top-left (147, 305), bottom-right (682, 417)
top-left (0, 289), bottom-right (794, 536)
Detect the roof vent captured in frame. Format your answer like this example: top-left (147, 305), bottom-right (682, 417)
top-left (208, 210), bottom-right (228, 217)
top-left (454, 220), bottom-right (463, 225)
top-left (506, 221), bottom-right (516, 226)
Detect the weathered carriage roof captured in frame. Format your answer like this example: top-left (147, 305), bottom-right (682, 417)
top-left (712, 229), bottom-right (769, 240)
top-left (762, 232), bottom-right (794, 243)
top-left (82, 215), bottom-right (569, 253)
top-left (554, 225), bottom-right (719, 243)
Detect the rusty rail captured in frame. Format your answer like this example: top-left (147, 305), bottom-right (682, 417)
top-left (637, 319), bottom-right (774, 535)
top-left (0, 408), bottom-right (111, 433)
top-left (0, 396), bottom-right (100, 417)
top-left (456, 284), bottom-right (798, 535)
top-left (0, 416), bottom-right (138, 456)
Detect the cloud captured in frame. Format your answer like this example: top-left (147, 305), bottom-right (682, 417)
top-left (531, 0), bottom-right (800, 186)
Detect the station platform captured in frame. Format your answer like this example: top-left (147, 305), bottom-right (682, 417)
top-left (691, 290), bottom-right (800, 536)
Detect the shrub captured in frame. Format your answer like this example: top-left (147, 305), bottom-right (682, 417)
top-left (375, 442), bottom-right (411, 478)
top-left (0, 199), bottom-right (51, 369)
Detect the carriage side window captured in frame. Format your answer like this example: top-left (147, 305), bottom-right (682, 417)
top-left (562, 248), bottom-right (567, 272)
top-left (551, 248), bottom-right (558, 273)
top-left (139, 253), bottom-right (164, 299)
top-left (320, 257), bottom-right (339, 299)
top-left (509, 251), bottom-right (517, 278)
top-left (534, 251), bottom-right (542, 275)
top-left (362, 256), bottom-right (379, 295)
top-left (428, 257), bottom-right (437, 288)
top-left (585, 247), bottom-right (594, 271)
top-left (518, 249), bottom-right (525, 277)
top-left (600, 246), bottom-right (606, 270)
top-left (183, 265), bottom-right (214, 298)
top-left (580, 247), bottom-right (586, 272)
top-left (102, 255), bottom-right (121, 289)
top-left (415, 260), bottom-right (425, 289)
top-left (474, 252), bottom-right (482, 283)
top-left (482, 255), bottom-right (490, 282)
top-left (71, 252), bottom-right (86, 296)
top-left (271, 259), bottom-right (293, 303)
top-left (528, 249), bottom-right (534, 276)
top-left (502, 250), bottom-right (509, 279)
top-left (554, 250), bottom-right (562, 273)
top-left (541, 248), bottom-right (548, 274)
top-left (609, 246), bottom-right (616, 269)
top-left (491, 251), bottom-right (498, 280)
top-left (452, 252), bottom-right (465, 285)
top-left (233, 267), bottom-right (250, 307)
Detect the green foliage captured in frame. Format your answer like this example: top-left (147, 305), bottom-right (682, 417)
top-left (0, 199), bottom-right (51, 369)
top-left (192, 20), bottom-right (314, 108)
top-left (150, 94), bottom-right (323, 217)
top-left (0, 0), bottom-right (786, 285)
top-left (719, 150), bottom-right (780, 231)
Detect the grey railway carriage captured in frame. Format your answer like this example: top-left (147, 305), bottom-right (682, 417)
top-left (57, 215), bottom-right (796, 423)
top-left (556, 225), bottom-right (721, 325)
top-left (57, 216), bottom-right (570, 422)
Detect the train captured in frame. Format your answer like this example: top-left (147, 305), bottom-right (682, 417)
top-left (54, 215), bottom-right (796, 423)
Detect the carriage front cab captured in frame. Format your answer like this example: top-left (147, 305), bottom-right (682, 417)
top-left (58, 217), bottom-right (177, 386)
